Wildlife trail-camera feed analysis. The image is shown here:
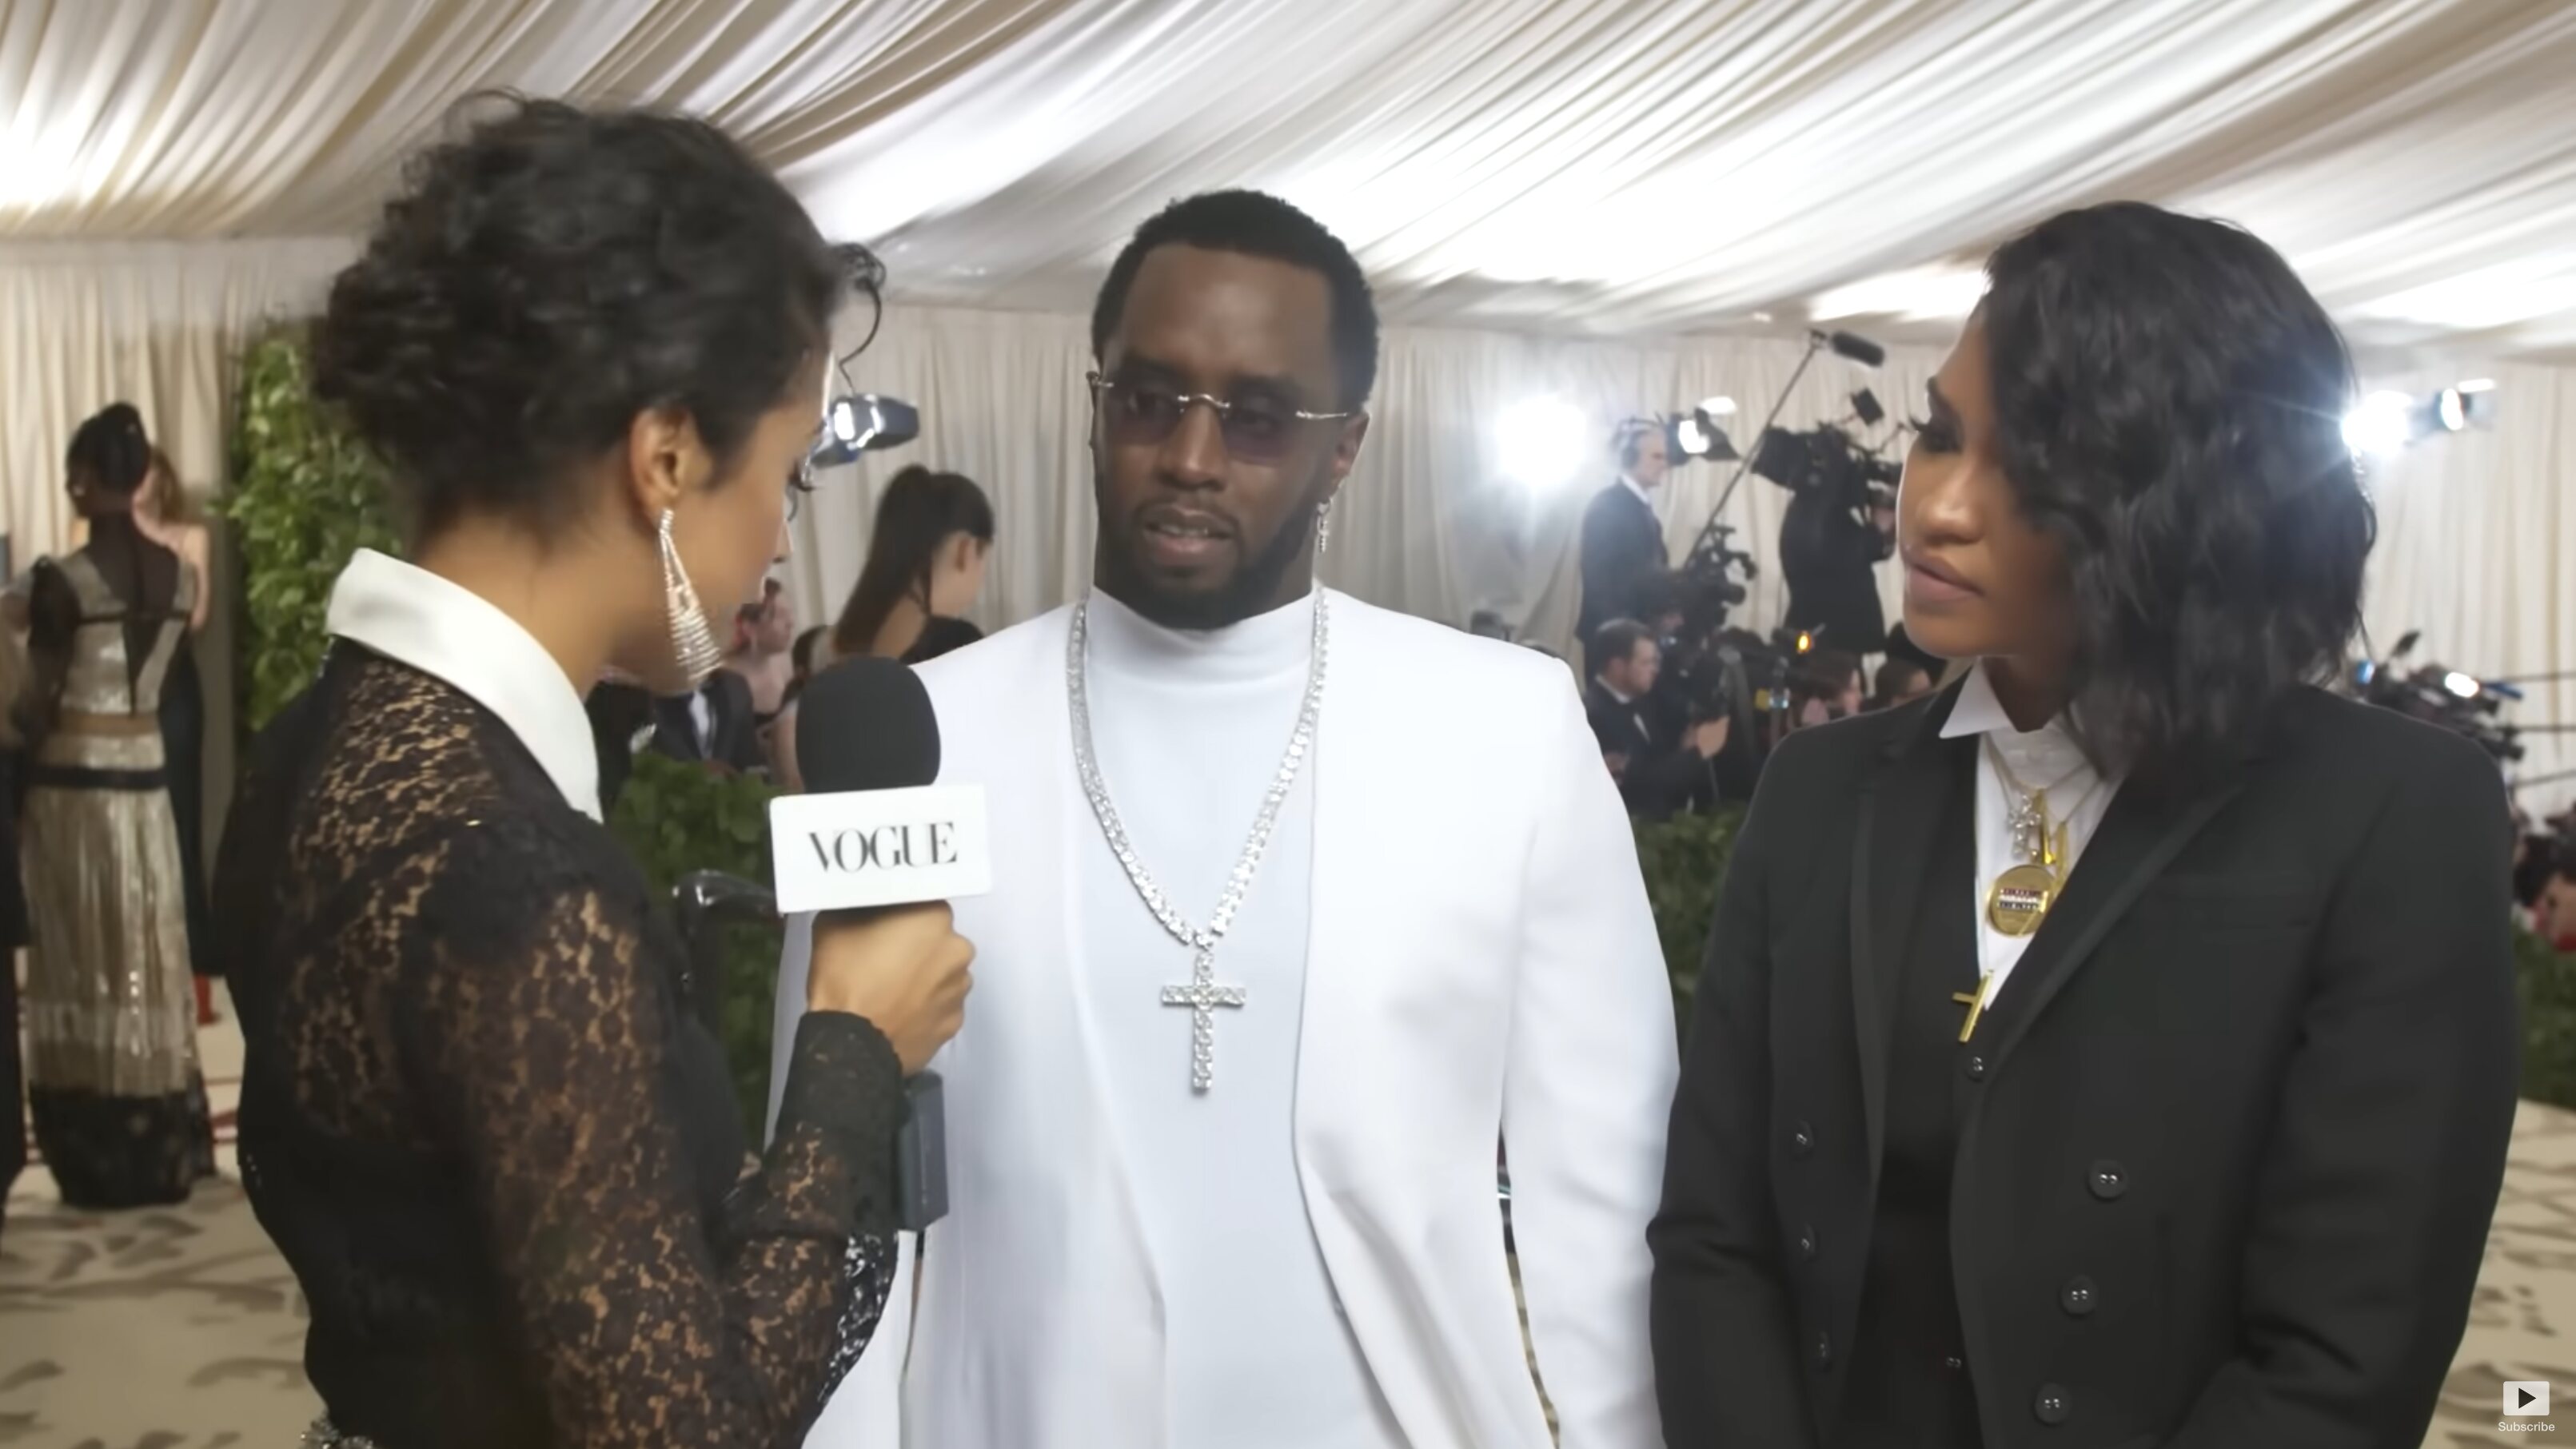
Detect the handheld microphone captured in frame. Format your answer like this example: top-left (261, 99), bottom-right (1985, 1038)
top-left (775, 658), bottom-right (989, 1230)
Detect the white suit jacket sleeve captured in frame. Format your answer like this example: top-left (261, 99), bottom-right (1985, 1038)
top-left (772, 914), bottom-right (914, 1448)
top-left (1503, 686), bottom-right (1677, 1447)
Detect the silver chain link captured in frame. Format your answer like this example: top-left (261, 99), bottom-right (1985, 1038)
top-left (1068, 590), bottom-right (1328, 952)
top-left (1067, 591), bottom-right (1329, 1089)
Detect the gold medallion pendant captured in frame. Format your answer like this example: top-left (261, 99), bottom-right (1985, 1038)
top-left (1985, 862), bottom-right (2059, 937)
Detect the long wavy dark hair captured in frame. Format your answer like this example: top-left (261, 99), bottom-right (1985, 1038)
top-left (1980, 201), bottom-right (2373, 787)
top-left (830, 465), bottom-right (995, 659)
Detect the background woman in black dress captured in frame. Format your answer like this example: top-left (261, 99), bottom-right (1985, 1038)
top-left (774, 467), bottom-right (993, 790)
top-left (1650, 202), bottom-right (2518, 1447)
top-left (217, 99), bottom-right (972, 1448)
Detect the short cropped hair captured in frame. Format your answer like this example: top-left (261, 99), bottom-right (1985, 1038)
top-left (1091, 190), bottom-right (1379, 410)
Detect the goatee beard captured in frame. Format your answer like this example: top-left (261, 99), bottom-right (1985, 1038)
top-left (1096, 493), bottom-right (1316, 632)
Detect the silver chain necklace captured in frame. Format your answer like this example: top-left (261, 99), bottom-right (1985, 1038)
top-left (1067, 590), bottom-right (1330, 1093)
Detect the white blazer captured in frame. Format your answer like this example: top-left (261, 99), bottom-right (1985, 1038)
top-left (776, 591), bottom-right (1675, 1449)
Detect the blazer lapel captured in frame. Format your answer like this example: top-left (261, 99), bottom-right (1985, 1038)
top-left (1852, 687), bottom-right (1973, 1184)
top-left (1978, 766), bottom-right (2247, 1069)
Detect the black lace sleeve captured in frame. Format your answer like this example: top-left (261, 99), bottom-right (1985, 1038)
top-left (402, 820), bottom-right (903, 1448)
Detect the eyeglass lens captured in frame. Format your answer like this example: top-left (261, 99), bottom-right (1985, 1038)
top-left (1103, 380), bottom-right (1306, 463)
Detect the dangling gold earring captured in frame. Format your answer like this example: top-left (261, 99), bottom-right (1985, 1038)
top-left (659, 508), bottom-right (723, 686)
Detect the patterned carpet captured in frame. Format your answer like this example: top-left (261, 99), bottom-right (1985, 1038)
top-left (7, 999), bottom-right (2576, 1447)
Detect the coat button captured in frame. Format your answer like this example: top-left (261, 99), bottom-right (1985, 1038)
top-left (2060, 1276), bottom-right (2098, 1316)
top-left (2034, 1384), bottom-right (2072, 1425)
top-left (1790, 1121), bottom-right (1816, 1156)
top-left (2088, 1160), bottom-right (2129, 1200)
top-left (1797, 1225), bottom-right (1818, 1260)
top-left (1964, 1054), bottom-right (1988, 1081)
top-left (1814, 1332), bottom-right (1833, 1371)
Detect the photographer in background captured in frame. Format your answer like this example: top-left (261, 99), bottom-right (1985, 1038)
top-left (1870, 655), bottom-right (1936, 712)
top-left (1586, 618), bottom-right (1732, 821)
top-left (1578, 418), bottom-right (1673, 651)
top-left (1780, 480), bottom-right (1895, 655)
top-left (1783, 647), bottom-right (1865, 729)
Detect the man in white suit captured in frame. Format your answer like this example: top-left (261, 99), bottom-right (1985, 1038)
top-left (778, 190), bottom-right (1673, 1448)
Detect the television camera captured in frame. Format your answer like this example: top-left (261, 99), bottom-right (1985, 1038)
top-left (2349, 631), bottom-right (2524, 762)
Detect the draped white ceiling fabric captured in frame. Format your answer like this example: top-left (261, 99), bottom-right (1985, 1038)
top-left (4, 0), bottom-right (2575, 356)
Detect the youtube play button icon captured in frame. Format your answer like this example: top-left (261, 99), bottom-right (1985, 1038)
top-left (2506, 1380), bottom-right (2550, 1416)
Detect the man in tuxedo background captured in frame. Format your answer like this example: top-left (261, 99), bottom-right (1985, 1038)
top-left (1588, 618), bottom-right (1729, 820)
top-left (650, 667), bottom-right (764, 774)
top-left (1577, 419), bottom-right (1673, 652)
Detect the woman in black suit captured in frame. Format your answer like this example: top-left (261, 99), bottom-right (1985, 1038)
top-left (217, 100), bottom-right (972, 1448)
top-left (1649, 201), bottom-right (2518, 1449)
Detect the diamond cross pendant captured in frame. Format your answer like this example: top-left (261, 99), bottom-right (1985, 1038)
top-left (1161, 949), bottom-right (1246, 1093)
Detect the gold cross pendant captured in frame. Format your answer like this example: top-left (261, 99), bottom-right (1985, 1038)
top-left (1951, 972), bottom-right (1996, 1044)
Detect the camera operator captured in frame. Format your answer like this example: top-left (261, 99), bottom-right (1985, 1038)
top-left (1586, 618), bottom-right (1733, 821)
top-left (1578, 419), bottom-right (1673, 651)
top-left (1780, 476), bottom-right (1895, 656)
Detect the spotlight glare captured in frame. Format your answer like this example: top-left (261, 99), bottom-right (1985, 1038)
top-left (1700, 395), bottom-right (1738, 417)
top-left (1497, 396), bottom-right (1589, 492)
top-left (2342, 390), bottom-right (2415, 457)
top-left (2456, 377), bottom-right (2498, 393)
top-left (2445, 671), bottom-right (2482, 700)
top-left (2434, 388), bottom-right (2467, 433)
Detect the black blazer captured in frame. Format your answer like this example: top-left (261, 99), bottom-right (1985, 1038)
top-left (1589, 679), bottom-right (1712, 822)
top-left (651, 670), bottom-right (766, 774)
top-left (1578, 481), bottom-right (1667, 647)
top-left (1650, 682), bottom-right (2518, 1447)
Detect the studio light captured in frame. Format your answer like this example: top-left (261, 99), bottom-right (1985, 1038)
top-left (1498, 396), bottom-right (1589, 490)
top-left (2342, 390), bottom-right (2415, 458)
top-left (2457, 377), bottom-right (2498, 393)
top-left (2434, 387), bottom-right (2469, 433)
top-left (1672, 408), bottom-right (1739, 463)
top-left (810, 393), bottom-right (921, 468)
top-left (1699, 396), bottom-right (1739, 417)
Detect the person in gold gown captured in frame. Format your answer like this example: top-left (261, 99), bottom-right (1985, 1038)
top-left (20, 402), bottom-right (214, 1208)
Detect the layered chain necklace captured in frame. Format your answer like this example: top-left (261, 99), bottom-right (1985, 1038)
top-left (1953, 738), bottom-right (2107, 1042)
top-left (1067, 591), bottom-right (1330, 1093)
top-left (1982, 738), bottom-right (2106, 938)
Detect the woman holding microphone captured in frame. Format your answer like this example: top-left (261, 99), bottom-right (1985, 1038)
top-left (216, 99), bottom-right (969, 1448)
top-left (1650, 202), bottom-right (2517, 1447)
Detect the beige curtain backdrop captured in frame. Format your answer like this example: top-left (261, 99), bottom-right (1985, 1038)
top-left (2363, 364), bottom-right (2576, 817)
top-left (4, 245), bottom-right (2570, 823)
top-left (789, 305), bottom-right (1940, 651)
top-left (796, 304), bottom-right (2576, 813)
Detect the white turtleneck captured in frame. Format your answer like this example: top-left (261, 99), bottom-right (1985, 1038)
top-left (1073, 584), bottom-right (1401, 1449)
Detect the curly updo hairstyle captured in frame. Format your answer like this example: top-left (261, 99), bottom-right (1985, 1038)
top-left (1980, 201), bottom-right (2373, 787)
top-left (67, 402), bottom-right (151, 497)
top-left (314, 97), bottom-right (844, 537)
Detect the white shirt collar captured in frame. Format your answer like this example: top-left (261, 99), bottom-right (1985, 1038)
top-left (1595, 677), bottom-right (1636, 706)
top-left (1940, 660), bottom-right (2020, 740)
top-left (1618, 473), bottom-right (1655, 508)
top-left (326, 549), bottom-right (603, 822)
